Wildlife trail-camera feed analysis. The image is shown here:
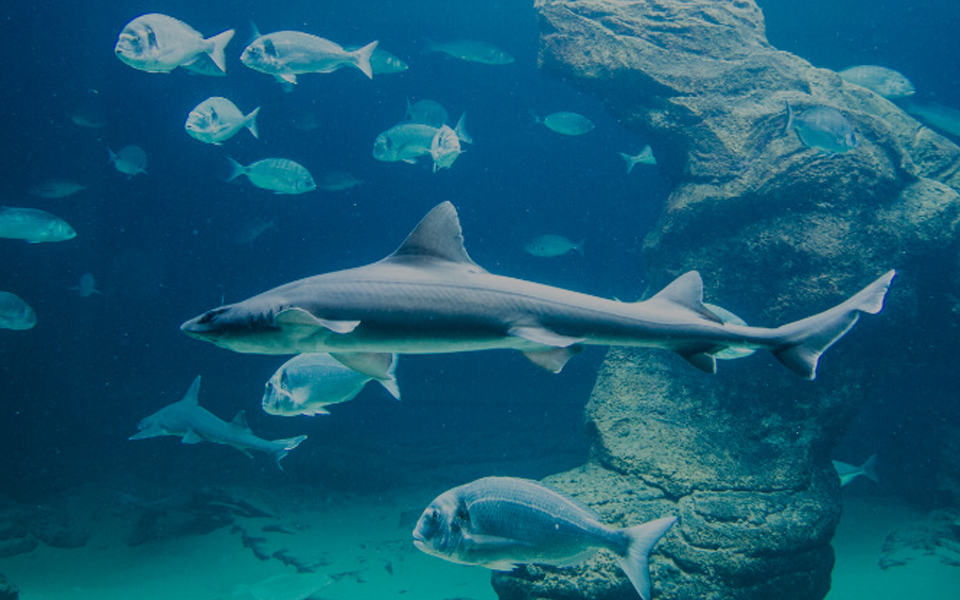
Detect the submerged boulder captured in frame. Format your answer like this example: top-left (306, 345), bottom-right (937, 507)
top-left (494, 1), bottom-right (960, 599)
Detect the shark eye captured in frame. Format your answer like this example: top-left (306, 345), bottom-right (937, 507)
top-left (197, 307), bottom-right (227, 325)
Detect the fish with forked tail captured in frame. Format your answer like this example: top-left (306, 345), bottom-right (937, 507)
top-left (180, 202), bottom-right (894, 380)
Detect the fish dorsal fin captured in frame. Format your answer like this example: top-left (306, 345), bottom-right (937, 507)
top-left (231, 410), bottom-right (251, 431)
top-left (648, 272), bottom-right (723, 324)
top-left (180, 376), bottom-right (202, 406)
top-left (383, 202), bottom-right (485, 270)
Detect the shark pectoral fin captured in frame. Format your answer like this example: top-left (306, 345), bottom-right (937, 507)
top-left (330, 352), bottom-right (396, 380)
top-left (676, 350), bottom-right (717, 374)
top-left (234, 446), bottom-right (254, 459)
top-left (231, 410), bottom-right (251, 431)
top-left (509, 326), bottom-right (584, 348)
top-left (181, 430), bottom-right (204, 444)
top-left (275, 307), bottom-right (360, 334)
top-left (648, 272), bottom-right (724, 324)
top-left (522, 345), bottom-right (584, 373)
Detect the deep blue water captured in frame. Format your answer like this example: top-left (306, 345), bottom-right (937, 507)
top-left (0, 0), bottom-right (957, 503)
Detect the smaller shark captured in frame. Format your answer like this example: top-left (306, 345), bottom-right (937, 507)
top-left (130, 376), bottom-right (307, 468)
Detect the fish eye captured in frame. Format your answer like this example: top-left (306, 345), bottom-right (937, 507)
top-left (197, 307), bottom-right (227, 325)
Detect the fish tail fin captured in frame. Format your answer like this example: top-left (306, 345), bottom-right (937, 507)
top-left (379, 353), bottom-right (401, 400)
top-left (784, 100), bottom-right (795, 136)
top-left (861, 454), bottom-right (879, 484)
top-left (771, 270), bottom-right (896, 379)
top-left (226, 157), bottom-right (246, 181)
top-left (273, 434), bottom-right (308, 469)
top-left (108, 147), bottom-right (116, 165)
top-left (620, 152), bottom-right (635, 173)
top-left (528, 110), bottom-right (542, 125)
top-left (352, 40), bottom-right (379, 79)
top-left (205, 29), bottom-right (235, 73)
top-left (245, 107), bottom-right (261, 139)
top-left (617, 516), bottom-right (677, 600)
top-left (455, 113), bottom-right (473, 144)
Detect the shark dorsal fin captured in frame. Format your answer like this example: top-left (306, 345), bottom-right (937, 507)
top-left (181, 376), bottom-right (202, 405)
top-left (231, 410), bottom-right (251, 431)
top-left (648, 272), bottom-right (724, 324)
top-left (384, 202), bottom-right (485, 270)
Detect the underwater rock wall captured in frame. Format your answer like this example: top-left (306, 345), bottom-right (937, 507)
top-left (494, 1), bottom-right (960, 599)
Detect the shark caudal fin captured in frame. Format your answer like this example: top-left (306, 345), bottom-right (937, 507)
top-left (860, 454), bottom-right (879, 484)
top-left (772, 270), bottom-right (895, 379)
top-left (616, 516), bottom-right (677, 600)
top-left (273, 435), bottom-right (308, 469)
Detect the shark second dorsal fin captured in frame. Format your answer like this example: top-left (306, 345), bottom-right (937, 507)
top-left (181, 376), bottom-right (202, 405)
top-left (383, 202), bottom-right (485, 270)
top-left (231, 410), bottom-right (251, 431)
top-left (648, 272), bottom-right (724, 324)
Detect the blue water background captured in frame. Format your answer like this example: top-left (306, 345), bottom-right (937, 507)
top-left (0, 1), bottom-right (956, 500)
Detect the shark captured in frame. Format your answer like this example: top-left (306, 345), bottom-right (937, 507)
top-left (181, 202), bottom-right (895, 380)
top-left (130, 376), bottom-right (307, 467)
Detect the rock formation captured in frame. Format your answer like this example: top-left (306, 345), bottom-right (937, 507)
top-left (495, 1), bottom-right (960, 599)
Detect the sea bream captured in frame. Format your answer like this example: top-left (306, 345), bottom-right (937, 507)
top-left (413, 477), bottom-right (676, 600)
top-left (241, 31), bottom-right (378, 84)
top-left (784, 102), bottom-right (857, 154)
top-left (227, 157), bottom-right (316, 195)
top-left (185, 97), bottom-right (260, 145)
top-left (373, 114), bottom-right (471, 171)
top-left (838, 65), bottom-right (914, 99)
top-left (181, 202), bottom-right (895, 380)
top-left (0, 292), bottom-right (37, 330)
top-left (114, 14), bottom-right (234, 74)
top-left (0, 207), bottom-right (76, 243)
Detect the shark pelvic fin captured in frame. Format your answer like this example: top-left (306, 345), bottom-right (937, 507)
top-left (383, 202), bottom-right (486, 271)
top-left (181, 430), bottom-right (204, 444)
top-left (275, 307), bottom-right (360, 333)
top-left (509, 325), bottom-right (584, 348)
top-left (129, 427), bottom-right (162, 440)
top-left (648, 272), bottom-right (723, 324)
top-left (677, 350), bottom-right (717, 374)
top-left (522, 345), bottom-right (583, 373)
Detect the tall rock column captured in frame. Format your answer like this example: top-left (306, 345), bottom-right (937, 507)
top-left (494, 1), bottom-right (960, 599)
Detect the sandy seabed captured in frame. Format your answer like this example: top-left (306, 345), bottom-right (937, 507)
top-left (1, 486), bottom-right (958, 600)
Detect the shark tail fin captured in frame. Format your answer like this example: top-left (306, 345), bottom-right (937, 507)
top-left (205, 29), bottom-right (236, 74)
top-left (860, 454), bottom-right (879, 484)
top-left (616, 516), bottom-right (677, 600)
top-left (772, 270), bottom-right (895, 380)
top-left (273, 435), bottom-right (308, 469)
top-left (351, 40), bottom-right (379, 79)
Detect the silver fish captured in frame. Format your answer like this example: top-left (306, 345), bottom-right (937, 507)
top-left (345, 45), bottom-right (408, 75)
top-left (374, 115), bottom-right (471, 170)
top-left (424, 39), bottom-right (514, 65)
top-left (186, 97), bottom-right (260, 145)
top-left (413, 477), bottom-right (676, 600)
top-left (620, 146), bottom-right (656, 173)
top-left (785, 102), bottom-right (857, 154)
top-left (180, 202), bottom-right (895, 380)
top-left (524, 234), bottom-right (584, 258)
top-left (29, 179), bottom-right (87, 199)
top-left (227, 158), bottom-right (316, 195)
top-left (109, 145), bottom-right (148, 177)
top-left (0, 292), bottom-right (37, 330)
top-left (832, 455), bottom-right (879, 487)
top-left (130, 376), bottom-right (307, 468)
top-left (241, 31), bottom-right (378, 84)
top-left (838, 65), bottom-right (914, 99)
top-left (114, 13), bottom-right (234, 74)
top-left (0, 206), bottom-right (76, 243)
top-left (405, 99), bottom-right (449, 128)
top-left (534, 112), bottom-right (595, 136)
top-left (262, 352), bottom-right (400, 417)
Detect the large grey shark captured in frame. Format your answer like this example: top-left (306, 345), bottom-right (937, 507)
top-left (181, 202), bottom-right (895, 380)
top-left (130, 376), bottom-right (307, 467)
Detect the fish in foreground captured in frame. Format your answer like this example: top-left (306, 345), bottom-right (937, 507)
top-left (413, 477), bottom-right (676, 600)
top-left (838, 65), bottom-right (914, 99)
top-left (424, 39), bottom-right (514, 65)
top-left (524, 234), bottom-right (584, 258)
top-left (130, 376), bottom-right (307, 467)
top-left (181, 201), bottom-right (895, 380)
top-left (533, 111), bottom-right (595, 136)
top-left (784, 102), bottom-right (857, 154)
top-left (241, 31), bottom-right (378, 84)
top-left (833, 455), bottom-right (879, 487)
top-left (185, 97), bottom-right (260, 145)
top-left (114, 14), bottom-right (234, 74)
top-left (0, 207), bottom-right (76, 243)
top-left (0, 292), bottom-right (37, 330)
top-left (262, 352), bottom-right (400, 417)
top-left (29, 180), bottom-right (87, 199)
top-left (227, 158), bottom-right (316, 194)
top-left (110, 145), bottom-right (148, 177)
top-left (621, 146), bottom-right (657, 173)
